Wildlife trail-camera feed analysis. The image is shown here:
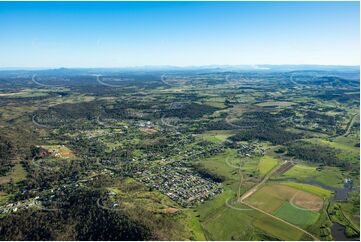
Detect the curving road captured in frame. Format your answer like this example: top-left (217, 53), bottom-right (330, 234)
top-left (343, 114), bottom-right (358, 137)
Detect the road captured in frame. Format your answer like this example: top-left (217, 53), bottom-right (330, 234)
top-left (239, 160), bottom-right (287, 202)
top-left (343, 114), bottom-right (358, 137)
top-left (238, 160), bottom-right (320, 241)
top-left (244, 201), bottom-right (319, 241)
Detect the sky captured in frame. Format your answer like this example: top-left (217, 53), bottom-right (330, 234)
top-left (0, 1), bottom-right (359, 68)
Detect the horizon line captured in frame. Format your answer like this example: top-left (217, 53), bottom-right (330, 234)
top-left (0, 64), bottom-right (360, 70)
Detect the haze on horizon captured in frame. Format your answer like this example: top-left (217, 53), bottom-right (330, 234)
top-left (0, 1), bottom-right (359, 68)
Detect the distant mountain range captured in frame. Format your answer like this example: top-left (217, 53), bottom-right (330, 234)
top-left (0, 65), bottom-right (359, 76)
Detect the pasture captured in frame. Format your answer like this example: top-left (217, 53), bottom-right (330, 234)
top-left (279, 164), bottom-right (344, 188)
top-left (0, 163), bottom-right (27, 185)
top-left (280, 181), bottom-right (333, 197)
top-left (273, 202), bottom-right (320, 228)
top-left (196, 187), bottom-right (307, 240)
top-left (197, 130), bottom-right (236, 143)
top-left (246, 184), bottom-right (324, 214)
top-left (258, 156), bottom-right (279, 176)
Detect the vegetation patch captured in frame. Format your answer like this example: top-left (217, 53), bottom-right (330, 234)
top-left (273, 202), bottom-right (320, 228)
top-left (258, 156), bottom-right (279, 176)
top-left (280, 181), bottom-right (332, 197)
top-left (198, 130), bottom-right (236, 143)
top-left (279, 164), bottom-right (344, 188)
top-left (246, 184), bottom-right (324, 213)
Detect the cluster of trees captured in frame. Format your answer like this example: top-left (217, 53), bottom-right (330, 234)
top-left (0, 136), bottom-right (15, 175)
top-left (229, 111), bottom-right (302, 145)
top-left (192, 163), bottom-right (225, 183)
top-left (230, 128), bottom-right (301, 145)
top-left (286, 141), bottom-right (350, 168)
top-left (162, 103), bottom-right (219, 119)
top-left (0, 190), bottom-right (154, 240)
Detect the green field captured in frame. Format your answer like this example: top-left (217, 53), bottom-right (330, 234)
top-left (278, 164), bottom-right (344, 188)
top-left (273, 202), bottom-right (320, 228)
top-left (256, 101), bottom-right (295, 107)
top-left (198, 130), bottom-right (236, 143)
top-left (196, 188), bottom-right (307, 240)
top-left (309, 138), bottom-right (359, 165)
top-left (0, 163), bottom-right (27, 184)
top-left (252, 214), bottom-right (306, 240)
top-left (246, 184), bottom-right (325, 213)
top-left (280, 181), bottom-right (333, 197)
top-left (197, 149), bottom-right (240, 184)
top-left (258, 156), bottom-right (279, 176)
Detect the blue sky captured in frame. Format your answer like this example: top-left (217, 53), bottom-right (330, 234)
top-left (0, 1), bottom-right (359, 67)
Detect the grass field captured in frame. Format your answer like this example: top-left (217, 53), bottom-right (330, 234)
top-left (202, 97), bottom-right (227, 108)
top-left (0, 163), bottom-right (27, 185)
top-left (197, 149), bottom-right (240, 184)
top-left (255, 101), bottom-right (295, 107)
top-left (0, 89), bottom-right (50, 98)
top-left (252, 214), bottom-right (306, 240)
top-left (195, 188), bottom-right (306, 240)
top-left (258, 156), bottom-right (279, 176)
top-left (278, 164), bottom-right (344, 188)
top-left (273, 202), bottom-right (320, 228)
top-left (0, 192), bottom-right (9, 205)
top-left (309, 138), bottom-right (359, 165)
top-left (197, 130), bottom-right (236, 143)
top-left (280, 181), bottom-right (333, 197)
top-left (246, 184), bottom-right (324, 212)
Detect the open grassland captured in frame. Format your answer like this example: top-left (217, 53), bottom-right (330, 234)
top-left (241, 156), bottom-right (262, 174)
top-left (0, 89), bottom-right (50, 98)
top-left (202, 97), bottom-right (227, 108)
top-left (246, 184), bottom-right (324, 212)
top-left (332, 135), bottom-right (360, 148)
top-left (197, 149), bottom-right (240, 184)
top-left (195, 188), bottom-right (307, 240)
top-left (252, 214), bottom-right (306, 240)
top-left (0, 192), bottom-right (9, 205)
top-left (277, 164), bottom-right (344, 188)
top-left (280, 181), bottom-right (333, 197)
top-left (197, 130), bottom-right (236, 143)
top-left (273, 202), bottom-right (320, 228)
top-left (0, 163), bottom-right (27, 185)
top-left (255, 101), bottom-right (295, 107)
top-left (258, 156), bottom-right (279, 176)
top-left (308, 138), bottom-right (359, 165)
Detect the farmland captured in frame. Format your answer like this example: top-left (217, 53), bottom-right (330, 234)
top-left (0, 67), bottom-right (359, 240)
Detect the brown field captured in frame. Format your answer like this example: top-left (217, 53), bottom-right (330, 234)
top-left (0, 177), bottom-right (10, 185)
top-left (246, 184), bottom-right (324, 212)
top-left (162, 207), bottom-right (179, 214)
top-left (291, 192), bottom-right (324, 211)
top-left (140, 127), bottom-right (157, 134)
top-left (41, 145), bottom-right (76, 159)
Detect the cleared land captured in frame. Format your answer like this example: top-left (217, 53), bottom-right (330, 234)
top-left (246, 184), bottom-right (324, 212)
top-left (273, 202), bottom-right (320, 228)
top-left (258, 156), bottom-right (279, 176)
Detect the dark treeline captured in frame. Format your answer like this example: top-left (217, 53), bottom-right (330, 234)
top-left (162, 103), bottom-right (219, 119)
top-left (286, 141), bottom-right (351, 169)
top-left (0, 136), bottom-right (15, 175)
top-left (0, 190), bottom-right (154, 240)
top-left (229, 111), bottom-right (302, 145)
